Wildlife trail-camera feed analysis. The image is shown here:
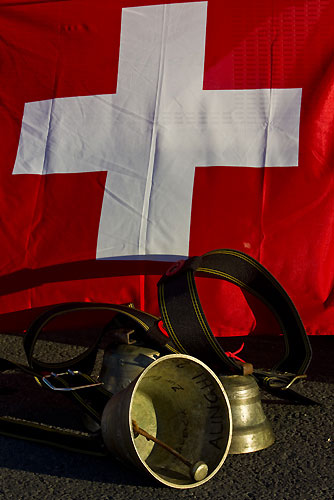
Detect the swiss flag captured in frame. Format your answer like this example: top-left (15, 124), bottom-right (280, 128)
top-left (0, 0), bottom-right (333, 336)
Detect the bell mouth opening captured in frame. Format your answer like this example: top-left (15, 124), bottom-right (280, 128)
top-left (129, 355), bottom-right (232, 488)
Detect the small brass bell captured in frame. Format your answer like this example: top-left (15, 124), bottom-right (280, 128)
top-left (220, 375), bottom-right (275, 454)
top-left (101, 354), bottom-right (232, 488)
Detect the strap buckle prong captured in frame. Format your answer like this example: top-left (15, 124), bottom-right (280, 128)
top-left (280, 374), bottom-right (307, 390)
top-left (254, 370), bottom-right (307, 390)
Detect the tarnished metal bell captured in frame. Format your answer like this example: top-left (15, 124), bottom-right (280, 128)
top-left (81, 342), bottom-right (160, 433)
top-left (99, 343), bottom-right (160, 394)
top-left (219, 374), bottom-right (275, 454)
top-left (101, 354), bottom-right (232, 488)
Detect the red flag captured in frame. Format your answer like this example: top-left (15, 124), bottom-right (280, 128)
top-left (0, 0), bottom-right (333, 335)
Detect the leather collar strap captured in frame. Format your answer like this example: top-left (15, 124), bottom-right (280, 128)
top-left (21, 301), bottom-right (171, 425)
top-left (0, 356), bottom-right (110, 455)
top-left (23, 302), bottom-right (168, 375)
top-left (158, 249), bottom-right (312, 386)
top-left (0, 414), bottom-right (108, 456)
top-left (0, 302), bottom-right (168, 454)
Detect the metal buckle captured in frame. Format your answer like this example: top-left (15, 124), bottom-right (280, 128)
top-left (42, 370), bottom-right (102, 391)
top-left (280, 374), bottom-right (307, 390)
top-left (254, 370), bottom-right (307, 390)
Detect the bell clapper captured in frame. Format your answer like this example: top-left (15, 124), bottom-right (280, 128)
top-left (132, 420), bottom-right (208, 481)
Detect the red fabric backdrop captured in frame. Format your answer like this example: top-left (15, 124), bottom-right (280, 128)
top-left (0, 0), bottom-right (333, 335)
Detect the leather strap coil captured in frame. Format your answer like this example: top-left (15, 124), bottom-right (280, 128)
top-left (0, 302), bottom-right (168, 454)
top-left (158, 249), bottom-right (312, 377)
top-left (22, 302), bottom-right (168, 375)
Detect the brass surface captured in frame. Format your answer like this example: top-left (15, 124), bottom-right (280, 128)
top-left (220, 375), bottom-right (275, 454)
top-left (99, 344), bottom-right (160, 394)
top-left (101, 354), bottom-right (232, 488)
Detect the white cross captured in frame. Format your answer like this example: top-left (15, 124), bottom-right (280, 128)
top-left (13, 1), bottom-right (301, 260)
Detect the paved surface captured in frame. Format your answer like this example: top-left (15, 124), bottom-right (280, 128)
top-left (0, 334), bottom-right (333, 500)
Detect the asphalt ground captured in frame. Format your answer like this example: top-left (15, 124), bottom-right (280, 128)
top-left (0, 333), bottom-right (333, 500)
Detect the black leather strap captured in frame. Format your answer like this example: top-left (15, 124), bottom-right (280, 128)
top-left (0, 259), bottom-right (317, 456)
top-left (0, 302), bottom-right (169, 453)
top-left (23, 302), bottom-right (168, 374)
top-left (158, 249), bottom-right (312, 382)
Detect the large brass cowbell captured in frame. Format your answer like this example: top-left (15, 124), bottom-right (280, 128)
top-left (101, 354), bottom-right (232, 488)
